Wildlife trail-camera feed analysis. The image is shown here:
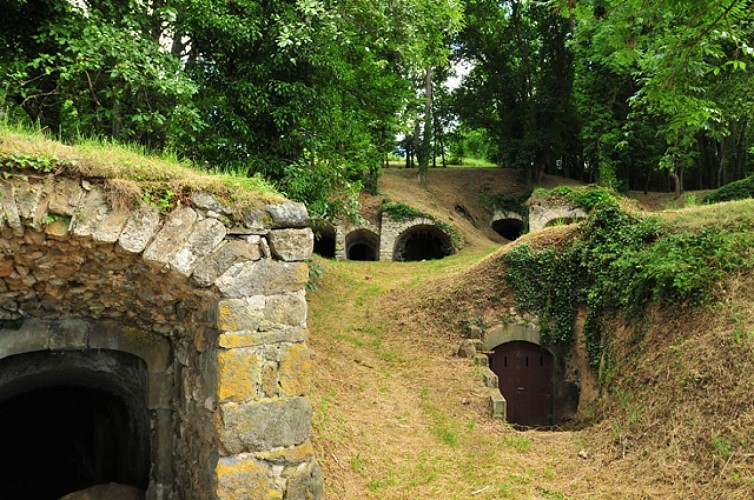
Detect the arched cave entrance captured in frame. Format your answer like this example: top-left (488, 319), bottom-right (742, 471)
top-left (393, 225), bottom-right (452, 262)
top-left (313, 227), bottom-right (336, 258)
top-left (491, 218), bottom-right (524, 241)
top-left (489, 341), bottom-right (553, 427)
top-left (346, 229), bottom-right (379, 261)
top-left (0, 350), bottom-right (150, 499)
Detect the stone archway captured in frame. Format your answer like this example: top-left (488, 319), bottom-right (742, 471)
top-left (312, 223), bottom-right (336, 259)
top-left (345, 228), bottom-right (380, 261)
top-left (392, 224), bottom-right (452, 261)
top-left (490, 211), bottom-right (525, 241)
top-left (0, 175), bottom-right (322, 499)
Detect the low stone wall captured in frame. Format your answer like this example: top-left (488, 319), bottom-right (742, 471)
top-left (0, 175), bottom-right (322, 499)
top-left (528, 200), bottom-right (587, 233)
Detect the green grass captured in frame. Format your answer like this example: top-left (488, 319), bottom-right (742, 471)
top-left (0, 120), bottom-right (284, 213)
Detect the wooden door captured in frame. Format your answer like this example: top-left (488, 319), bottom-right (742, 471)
top-left (489, 341), bottom-right (553, 427)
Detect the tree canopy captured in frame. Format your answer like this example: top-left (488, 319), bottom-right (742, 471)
top-left (2, 0), bottom-right (753, 215)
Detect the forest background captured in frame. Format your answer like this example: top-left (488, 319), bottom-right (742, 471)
top-left (2, 0), bottom-right (753, 218)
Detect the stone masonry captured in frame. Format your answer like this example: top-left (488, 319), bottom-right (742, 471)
top-left (527, 199), bottom-right (587, 233)
top-left (0, 175), bottom-right (322, 499)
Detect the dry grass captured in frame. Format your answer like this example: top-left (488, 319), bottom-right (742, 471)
top-left (0, 124), bottom-right (284, 211)
top-left (309, 170), bottom-right (754, 499)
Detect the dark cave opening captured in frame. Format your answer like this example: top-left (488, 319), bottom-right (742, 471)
top-left (0, 351), bottom-right (150, 500)
top-left (346, 229), bottom-right (379, 261)
top-left (491, 218), bottom-right (524, 241)
top-left (393, 225), bottom-right (452, 261)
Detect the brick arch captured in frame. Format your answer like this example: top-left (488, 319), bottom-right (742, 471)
top-left (0, 175), bottom-right (322, 499)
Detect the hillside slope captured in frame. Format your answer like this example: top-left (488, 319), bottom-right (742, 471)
top-left (308, 170), bottom-right (754, 498)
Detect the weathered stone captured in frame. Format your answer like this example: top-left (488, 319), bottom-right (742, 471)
top-left (283, 461), bottom-right (323, 500)
top-left (148, 372), bottom-right (174, 409)
top-left (192, 240), bottom-right (261, 287)
top-left (219, 327), bottom-right (308, 349)
top-left (279, 344), bottom-right (311, 397)
top-left (473, 353), bottom-right (489, 367)
top-left (215, 455), bottom-right (280, 500)
top-left (253, 440), bottom-right (315, 465)
top-left (13, 181), bottom-right (45, 223)
top-left (216, 260), bottom-right (308, 298)
top-left (118, 206), bottom-right (161, 254)
top-left (489, 389), bottom-right (507, 420)
top-left (48, 318), bottom-right (89, 350)
top-left (89, 322), bottom-right (171, 372)
top-left (217, 348), bottom-right (263, 403)
top-left (241, 208), bottom-right (268, 233)
top-left (457, 339), bottom-right (477, 358)
top-left (93, 209), bottom-right (130, 243)
top-left (481, 367), bottom-right (499, 388)
top-left (143, 206), bottom-right (198, 266)
top-left (268, 229), bottom-right (313, 261)
top-left (192, 192), bottom-right (233, 215)
top-left (72, 188), bottom-right (109, 238)
top-left (467, 325), bottom-right (483, 340)
top-left (214, 297), bottom-right (265, 332)
top-left (265, 202), bottom-right (309, 228)
top-left (0, 182), bottom-right (24, 237)
top-left (218, 397), bottom-right (311, 454)
top-left (0, 319), bottom-right (49, 357)
top-left (45, 218), bottom-right (70, 238)
top-left (171, 218), bottom-right (227, 276)
top-left (46, 177), bottom-right (84, 216)
top-left (264, 291), bottom-right (307, 328)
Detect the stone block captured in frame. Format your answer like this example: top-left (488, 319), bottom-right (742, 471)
top-left (218, 397), bottom-right (311, 454)
top-left (93, 209), bottom-right (130, 243)
top-left (216, 260), bottom-right (308, 298)
top-left (89, 322), bottom-right (171, 372)
top-left (489, 389), bottom-right (507, 420)
top-left (265, 202), bottom-right (309, 228)
top-left (215, 455), bottom-right (281, 500)
top-left (192, 240), bottom-right (262, 288)
top-left (264, 291), bottom-right (307, 328)
top-left (283, 461), bottom-right (323, 500)
top-left (72, 188), bottom-right (109, 238)
top-left (279, 344), bottom-right (311, 397)
top-left (218, 327), bottom-right (308, 349)
top-left (170, 218), bottom-right (227, 276)
top-left (0, 319), bottom-right (49, 357)
top-left (214, 297), bottom-right (266, 332)
top-left (217, 348), bottom-right (263, 403)
top-left (13, 181), bottom-right (45, 223)
top-left (148, 372), bottom-right (174, 409)
top-left (0, 182), bottom-right (24, 237)
top-left (467, 325), bottom-right (483, 339)
top-left (47, 318), bottom-right (89, 350)
top-left (473, 353), bottom-right (489, 367)
top-left (268, 229), bottom-right (313, 261)
top-left (481, 367), bottom-right (499, 388)
top-left (119, 205), bottom-right (161, 254)
top-left (241, 208), bottom-right (268, 233)
top-left (46, 177), bottom-right (84, 216)
top-left (192, 192), bottom-right (233, 215)
top-left (45, 218), bottom-right (70, 239)
top-left (253, 440), bottom-right (315, 466)
top-left (143, 206), bottom-right (198, 265)
top-left (457, 339), bottom-right (476, 358)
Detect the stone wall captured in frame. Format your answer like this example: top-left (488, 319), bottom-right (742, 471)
top-left (0, 175), bottom-right (322, 499)
top-left (527, 200), bottom-right (587, 233)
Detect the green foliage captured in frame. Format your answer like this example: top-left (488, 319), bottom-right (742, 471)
top-left (704, 177), bottom-right (754, 204)
top-left (505, 204), bottom-right (754, 370)
top-left (0, 153), bottom-right (63, 173)
top-left (530, 186), bottom-right (618, 212)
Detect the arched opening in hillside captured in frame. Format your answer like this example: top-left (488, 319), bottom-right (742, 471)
top-left (491, 218), bottom-right (524, 241)
top-left (313, 226), bottom-right (336, 258)
top-left (0, 350), bottom-right (150, 499)
top-left (488, 341), bottom-right (553, 427)
top-left (393, 224), bottom-right (452, 262)
top-left (346, 229), bottom-right (379, 261)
